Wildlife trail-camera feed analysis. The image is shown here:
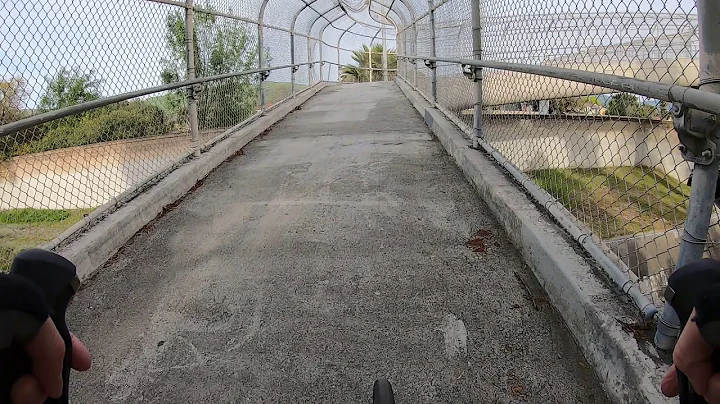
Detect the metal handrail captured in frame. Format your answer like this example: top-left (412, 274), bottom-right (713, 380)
top-left (396, 56), bottom-right (664, 319)
top-left (0, 62), bottom-right (321, 137)
top-left (398, 54), bottom-right (720, 116)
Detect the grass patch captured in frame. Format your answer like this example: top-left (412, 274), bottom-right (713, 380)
top-left (530, 166), bottom-right (690, 239)
top-left (0, 208), bottom-right (71, 224)
top-left (263, 82), bottom-right (308, 104)
top-left (0, 208), bottom-right (94, 271)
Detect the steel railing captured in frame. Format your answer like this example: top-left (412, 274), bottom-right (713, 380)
top-left (0, 63), bottom-right (320, 138)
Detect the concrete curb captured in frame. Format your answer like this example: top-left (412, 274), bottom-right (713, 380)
top-left (58, 83), bottom-right (326, 282)
top-left (395, 78), bottom-right (669, 404)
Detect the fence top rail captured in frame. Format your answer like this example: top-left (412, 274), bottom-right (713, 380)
top-left (0, 62), bottom-right (320, 138)
top-left (399, 54), bottom-right (720, 116)
top-left (147, 0), bottom-right (321, 39)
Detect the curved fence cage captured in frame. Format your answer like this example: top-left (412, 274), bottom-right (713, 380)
top-left (396, 0), bottom-right (711, 321)
top-left (0, 0), bottom-right (718, 328)
top-left (0, 0), bottom-right (396, 270)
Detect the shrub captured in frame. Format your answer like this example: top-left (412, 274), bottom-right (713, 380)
top-left (14, 102), bottom-right (171, 155)
top-left (607, 93), bottom-right (641, 116)
top-left (199, 79), bottom-right (258, 129)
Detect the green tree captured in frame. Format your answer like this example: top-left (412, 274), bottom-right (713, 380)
top-left (1, 77), bottom-right (31, 158)
top-left (549, 98), bottom-right (580, 114)
top-left (160, 10), bottom-right (261, 128)
top-left (584, 95), bottom-right (601, 106)
top-left (0, 77), bottom-right (27, 125)
top-left (39, 68), bottom-right (101, 111)
top-left (547, 96), bottom-right (603, 114)
top-left (4, 68), bottom-right (172, 157)
top-left (341, 44), bottom-right (397, 83)
top-left (607, 92), bottom-right (640, 117)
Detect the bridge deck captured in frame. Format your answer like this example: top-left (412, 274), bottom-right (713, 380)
top-left (69, 82), bottom-right (609, 403)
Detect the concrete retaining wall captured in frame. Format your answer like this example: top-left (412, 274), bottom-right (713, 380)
top-left (0, 127), bottom-right (231, 210)
top-left (396, 77), bottom-right (670, 404)
top-left (484, 115), bottom-right (690, 182)
top-left (608, 219), bottom-right (720, 303)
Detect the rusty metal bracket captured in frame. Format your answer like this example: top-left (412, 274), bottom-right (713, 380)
top-left (259, 70), bottom-right (270, 81)
top-left (423, 59), bottom-right (436, 69)
top-left (461, 64), bottom-right (482, 82)
top-left (292, 65), bottom-right (299, 73)
top-left (673, 102), bottom-right (720, 165)
top-left (188, 82), bottom-right (204, 100)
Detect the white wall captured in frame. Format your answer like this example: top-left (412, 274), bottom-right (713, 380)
top-left (483, 115), bottom-right (691, 182)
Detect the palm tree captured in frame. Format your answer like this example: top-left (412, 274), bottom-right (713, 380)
top-left (341, 44), bottom-right (397, 83)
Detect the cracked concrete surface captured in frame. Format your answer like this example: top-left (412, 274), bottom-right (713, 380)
top-left (68, 83), bottom-right (610, 403)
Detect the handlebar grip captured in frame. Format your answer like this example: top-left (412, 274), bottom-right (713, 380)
top-left (0, 249), bottom-right (78, 404)
top-left (666, 258), bottom-right (720, 404)
top-left (676, 351), bottom-right (720, 404)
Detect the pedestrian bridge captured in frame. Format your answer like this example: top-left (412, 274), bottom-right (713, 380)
top-left (68, 82), bottom-right (611, 403)
top-left (1, 0), bottom-right (716, 403)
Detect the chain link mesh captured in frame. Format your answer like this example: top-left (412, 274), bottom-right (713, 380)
top-left (4, 0), bottom-right (701, 309)
top-left (397, 0), bottom-right (700, 307)
top-left (0, 0), bottom-right (338, 270)
top-left (414, 15), bottom-right (432, 98)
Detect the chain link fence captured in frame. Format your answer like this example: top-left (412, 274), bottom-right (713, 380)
top-left (6, 0), bottom-right (704, 315)
top-left (1, 0), bottom-right (342, 270)
top-left (398, 0), bottom-right (704, 310)
top-left (1, 0), bottom-right (406, 271)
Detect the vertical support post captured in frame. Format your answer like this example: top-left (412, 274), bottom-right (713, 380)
top-left (397, 32), bottom-right (401, 78)
top-left (319, 40), bottom-right (323, 82)
top-left (429, 7), bottom-right (437, 103)
top-left (307, 38), bottom-right (313, 85)
top-left (382, 27), bottom-right (388, 82)
top-left (337, 46), bottom-right (341, 81)
top-left (258, 24), bottom-right (266, 114)
top-left (185, 0), bottom-right (200, 157)
top-left (368, 46), bottom-right (373, 83)
top-left (413, 23), bottom-right (418, 87)
top-left (470, 0), bottom-right (482, 148)
top-left (290, 33), bottom-right (296, 97)
top-left (655, 0), bottom-right (720, 350)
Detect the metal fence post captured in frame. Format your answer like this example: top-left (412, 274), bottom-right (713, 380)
top-left (319, 40), bottom-right (323, 81)
top-left (382, 28), bottom-right (388, 82)
top-left (307, 38), bottom-right (313, 84)
top-left (470, 0), bottom-right (482, 148)
top-left (655, 0), bottom-right (720, 350)
top-left (429, 8), bottom-right (437, 103)
top-left (413, 23), bottom-right (418, 87)
top-left (258, 24), bottom-right (266, 114)
top-left (369, 46), bottom-right (373, 83)
top-left (290, 33), bottom-right (296, 97)
top-left (398, 32), bottom-right (404, 78)
top-left (185, 0), bottom-right (200, 157)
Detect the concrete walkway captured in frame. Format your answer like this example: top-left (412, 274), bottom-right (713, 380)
top-left (68, 83), bottom-right (609, 403)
